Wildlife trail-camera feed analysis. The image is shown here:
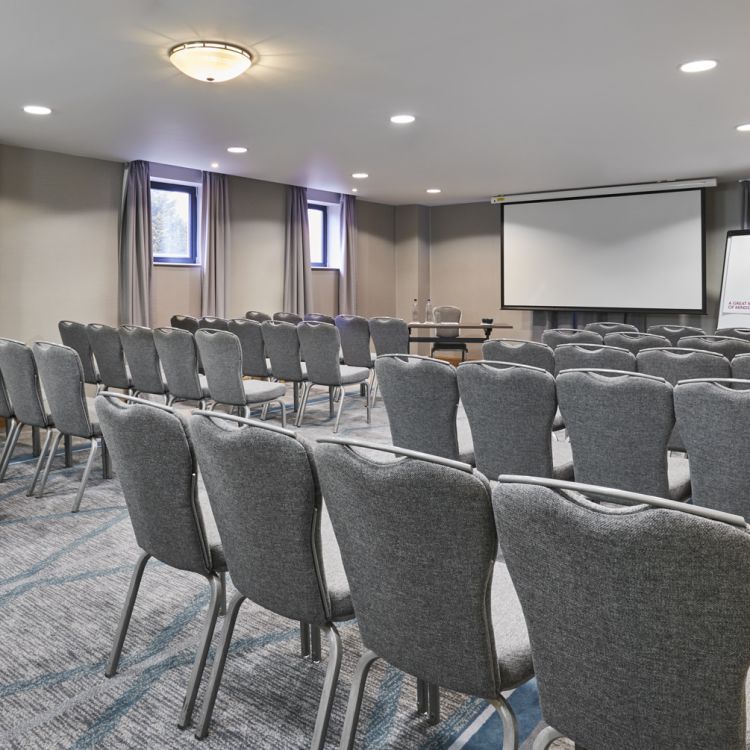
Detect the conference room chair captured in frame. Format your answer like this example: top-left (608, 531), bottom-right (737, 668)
top-left (553, 343), bottom-right (635, 376)
top-left (675, 379), bottom-right (750, 517)
top-left (602, 331), bottom-right (671, 355)
top-left (118, 325), bottom-right (167, 400)
top-left (198, 316), bottom-right (229, 330)
top-left (678, 334), bottom-right (750, 360)
top-left (59, 320), bottom-right (100, 387)
top-left (33, 342), bottom-right (110, 512)
top-left (583, 321), bottom-right (639, 336)
top-left (296, 322), bottom-right (371, 432)
top-left (731, 352), bottom-right (750, 388)
top-left (556, 369), bottom-right (690, 500)
top-left (194, 329), bottom-right (287, 426)
top-left (715, 326), bottom-right (750, 342)
top-left (492, 475), bottom-right (750, 750)
top-left (541, 328), bottom-right (602, 348)
top-left (87, 323), bottom-right (133, 392)
top-left (481, 338), bottom-right (554, 373)
top-left (261, 320), bottom-right (308, 412)
top-left (375, 354), bottom-right (471, 462)
top-left (153, 327), bottom-right (209, 408)
top-left (305, 312), bottom-right (336, 324)
top-left (244, 310), bottom-right (271, 323)
top-left (369, 316), bottom-right (409, 356)
top-left (646, 324), bottom-right (705, 346)
top-left (95, 394), bottom-right (226, 730)
top-left (431, 304), bottom-right (467, 360)
top-left (227, 319), bottom-right (272, 379)
top-left (188, 412), bottom-right (353, 746)
top-left (457, 361), bottom-right (573, 480)
top-left (316, 437), bottom-right (533, 750)
top-left (273, 311), bottom-right (303, 325)
top-left (170, 315), bottom-right (199, 334)
top-left (336, 314), bottom-right (376, 403)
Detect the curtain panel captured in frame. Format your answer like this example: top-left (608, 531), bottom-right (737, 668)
top-left (283, 185), bottom-right (313, 315)
top-left (338, 194), bottom-right (358, 315)
top-left (201, 172), bottom-right (230, 317)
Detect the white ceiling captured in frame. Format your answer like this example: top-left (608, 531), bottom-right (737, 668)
top-left (2, 0), bottom-right (750, 205)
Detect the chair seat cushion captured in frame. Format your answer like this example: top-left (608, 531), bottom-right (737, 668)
top-left (339, 365), bottom-right (370, 385)
top-left (242, 379), bottom-right (287, 404)
top-left (552, 440), bottom-right (574, 480)
top-left (321, 502), bottom-right (353, 620)
top-left (668, 456), bottom-right (691, 502)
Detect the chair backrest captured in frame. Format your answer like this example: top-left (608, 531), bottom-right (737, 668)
top-left (317, 439), bottom-right (502, 696)
top-left (245, 310), bottom-right (271, 323)
top-left (228, 319), bottom-right (270, 378)
top-left (602, 331), bottom-right (671, 354)
top-left (375, 354), bottom-right (460, 460)
top-left (678, 335), bottom-right (750, 360)
top-left (636, 347), bottom-right (731, 385)
top-left (433, 305), bottom-right (461, 338)
top-left (58, 320), bottom-right (99, 385)
top-left (87, 323), bottom-right (130, 390)
top-left (198, 316), bottom-right (228, 330)
top-left (731, 352), bottom-right (750, 388)
top-left (583, 321), bottom-right (639, 336)
top-left (646, 324), bottom-right (705, 346)
top-left (0, 338), bottom-right (47, 427)
top-left (194, 329), bottom-right (245, 407)
top-left (273, 311), bottom-right (303, 325)
top-left (297, 322), bottom-right (342, 386)
top-left (170, 315), bottom-right (199, 334)
top-left (675, 379), bottom-right (750, 516)
top-left (481, 339), bottom-right (554, 373)
top-left (493, 477), bottom-right (750, 750)
top-left (556, 369), bottom-right (674, 497)
top-left (458, 361), bottom-right (556, 479)
top-left (153, 327), bottom-right (204, 402)
top-left (553, 344), bottom-right (635, 376)
top-left (190, 412), bottom-right (333, 624)
top-left (715, 327), bottom-right (750, 342)
top-left (261, 321), bottom-right (305, 382)
top-left (0, 369), bottom-right (11, 420)
top-left (541, 328), bottom-right (602, 349)
top-left (369, 317), bottom-right (409, 355)
top-left (335, 315), bottom-right (372, 368)
top-left (119, 326), bottom-right (165, 396)
top-left (96, 394), bottom-right (215, 574)
top-left (304, 312), bottom-right (336, 325)
top-left (32, 342), bottom-right (94, 438)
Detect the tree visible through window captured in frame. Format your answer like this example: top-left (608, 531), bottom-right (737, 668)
top-left (308, 204), bottom-right (328, 267)
top-left (151, 181), bottom-right (198, 264)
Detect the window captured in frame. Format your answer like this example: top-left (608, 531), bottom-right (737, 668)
top-left (308, 204), bottom-right (328, 267)
top-left (151, 181), bottom-right (198, 264)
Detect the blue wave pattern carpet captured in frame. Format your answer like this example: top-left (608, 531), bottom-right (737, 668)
top-left (0, 386), bottom-right (562, 749)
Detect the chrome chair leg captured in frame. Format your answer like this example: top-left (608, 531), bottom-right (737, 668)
top-left (489, 695), bottom-right (519, 750)
top-left (310, 625), bottom-right (322, 663)
top-left (300, 621), bottom-right (311, 657)
top-left (532, 725), bottom-right (565, 750)
top-left (295, 382), bottom-right (312, 428)
top-left (105, 551), bottom-right (151, 677)
top-left (32, 425), bottom-right (41, 456)
top-left (218, 571), bottom-right (227, 616)
top-left (193, 592), bottom-right (246, 738)
top-left (64, 434), bottom-right (73, 467)
top-left (416, 678), bottom-right (427, 714)
top-left (27, 427), bottom-right (54, 496)
top-left (369, 371), bottom-right (378, 409)
top-left (426, 683), bottom-right (440, 725)
top-left (293, 381), bottom-right (300, 412)
top-left (339, 649), bottom-right (380, 750)
top-left (178, 573), bottom-right (224, 729)
top-left (329, 386), bottom-right (335, 418)
top-left (71, 438), bottom-right (99, 512)
top-left (260, 402), bottom-right (269, 421)
top-left (36, 430), bottom-right (63, 497)
top-left (333, 388), bottom-right (346, 433)
top-left (0, 419), bottom-right (21, 482)
top-left (101, 439), bottom-right (112, 479)
top-left (276, 399), bottom-right (287, 429)
top-left (311, 625), bottom-right (342, 750)
top-left (364, 382), bottom-right (371, 424)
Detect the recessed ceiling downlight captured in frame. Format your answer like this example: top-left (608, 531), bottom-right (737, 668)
top-left (679, 59), bottom-right (717, 73)
top-left (352, 173), bottom-right (368, 179)
top-left (169, 41), bottom-right (253, 83)
top-left (23, 105), bottom-right (52, 115)
top-left (227, 146), bottom-right (247, 154)
top-left (737, 124), bottom-right (750, 132)
top-left (426, 188), bottom-right (441, 194)
top-left (211, 162), bottom-right (219, 168)
top-left (390, 114), bottom-right (415, 124)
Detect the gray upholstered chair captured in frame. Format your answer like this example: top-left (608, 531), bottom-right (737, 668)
top-left (602, 331), bottom-right (671, 355)
top-left (261, 320), bottom-right (308, 412)
top-left (118, 325), bottom-right (167, 399)
top-left (87, 323), bottom-right (132, 392)
top-left (170, 315), bottom-right (199, 334)
top-left (431, 304), bottom-right (467, 360)
top-left (731, 352), bottom-right (750, 388)
top-left (646, 324), bottom-right (705, 346)
top-left (198, 316), bottom-right (228, 330)
top-left (553, 343), bottom-right (635, 376)
top-left (273, 311), bottom-right (303, 325)
top-left (678, 334), bottom-right (750, 360)
top-left (492, 475), bottom-right (750, 750)
top-left (296, 322), bottom-right (371, 432)
top-left (541, 328), bottom-right (602, 349)
top-left (315, 437), bottom-right (533, 750)
top-left (59, 320), bottom-right (100, 386)
top-left (583, 321), bottom-right (639, 336)
top-left (369, 317), bottom-right (409, 355)
top-left (153, 327), bottom-right (209, 408)
top-left (245, 310), bottom-right (271, 323)
top-left (194, 329), bottom-right (287, 426)
top-left (305, 312), bottom-right (336, 324)
top-left (228, 319), bottom-right (272, 379)
top-left (481, 339), bottom-right (554, 373)
top-left (457, 361), bottom-right (573, 480)
top-left (675, 379), bottom-right (750, 516)
top-left (715, 327), bottom-right (750, 342)
top-left (557, 369), bottom-right (689, 500)
top-left (32, 341), bottom-right (110, 512)
top-left (335, 315), bottom-right (376, 403)
top-left (188, 411), bottom-right (354, 746)
top-left (375, 354), bottom-right (470, 462)
top-left (95, 393), bottom-right (226, 730)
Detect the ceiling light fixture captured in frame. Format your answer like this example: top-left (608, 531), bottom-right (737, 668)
top-left (390, 114), bottom-right (415, 124)
top-left (426, 188), bottom-right (441, 194)
top-left (352, 172), bottom-right (368, 179)
top-left (23, 105), bottom-right (52, 115)
top-left (352, 188), bottom-right (358, 193)
top-left (169, 41), bottom-right (253, 83)
top-left (211, 162), bottom-right (219, 168)
top-left (737, 124), bottom-right (750, 132)
top-left (227, 146), bottom-right (247, 153)
top-left (679, 59), bottom-right (717, 73)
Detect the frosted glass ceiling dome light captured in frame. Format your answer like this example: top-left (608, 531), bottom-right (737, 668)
top-left (169, 41), bottom-right (253, 83)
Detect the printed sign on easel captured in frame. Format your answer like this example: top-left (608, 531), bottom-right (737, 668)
top-left (718, 230), bottom-right (750, 330)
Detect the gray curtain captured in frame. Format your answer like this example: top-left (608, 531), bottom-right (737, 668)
top-left (283, 186), bottom-right (313, 315)
top-left (338, 194), bottom-right (358, 314)
top-left (118, 160), bottom-right (152, 326)
top-left (201, 172), bottom-right (230, 317)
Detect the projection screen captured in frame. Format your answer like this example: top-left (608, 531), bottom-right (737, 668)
top-left (500, 189), bottom-right (705, 312)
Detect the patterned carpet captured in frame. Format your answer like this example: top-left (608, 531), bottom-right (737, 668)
top-left (0, 385), bottom-right (558, 749)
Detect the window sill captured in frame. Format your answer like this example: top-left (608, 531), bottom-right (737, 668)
top-left (153, 262), bottom-right (202, 268)
top-left (312, 266), bottom-right (338, 271)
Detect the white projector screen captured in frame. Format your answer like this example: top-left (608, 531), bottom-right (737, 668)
top-left (501, 189), bottom-right (705, 312)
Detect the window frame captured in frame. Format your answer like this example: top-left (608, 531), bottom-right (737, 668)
top-left (308, 203), bottom-right (329, 268)
top-left (151, 180), bottom-right (199, 266)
